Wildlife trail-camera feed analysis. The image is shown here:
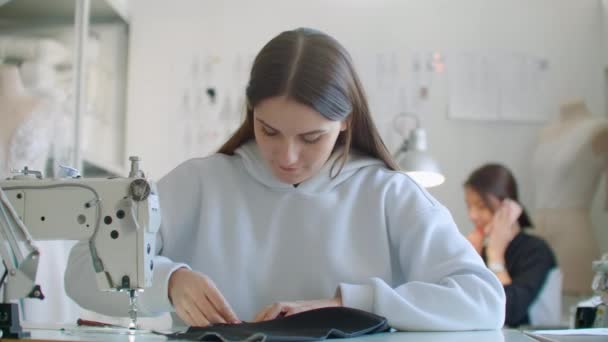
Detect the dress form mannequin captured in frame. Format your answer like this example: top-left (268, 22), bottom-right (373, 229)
top-left (0, 63), bottom-right (82, 324)
top-left (531, 99), bottom-right (608, 295)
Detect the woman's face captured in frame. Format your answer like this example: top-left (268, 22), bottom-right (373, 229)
top-left (253, 96), bottom-right (347, 184)
top-left (464, 187), bottom-right (499, 233)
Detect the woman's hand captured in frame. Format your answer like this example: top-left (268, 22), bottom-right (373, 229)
top-left (168, 268), bottom-right (240, 327)
top-left (485, 199), bottom-right (522, 261)
top-left (484, 199), bottom-right (521, 285)
top-left (253, 296), bottom-right (342, 322)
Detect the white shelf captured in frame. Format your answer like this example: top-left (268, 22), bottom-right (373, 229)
top-left (0, 0), bottom-right (130, 177)
top-left (0, 0), bottom-right (129, 23)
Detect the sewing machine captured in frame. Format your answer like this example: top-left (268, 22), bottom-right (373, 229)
top-left (0, 157), bottom-right (160, 338)
top-left (574, 253), bottom-right (608, 328)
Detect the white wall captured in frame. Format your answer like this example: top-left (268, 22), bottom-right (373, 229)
top-left (604, 0), bottom-right (608, 67)
top-left (126, 0), bottom-right (607, 250)
top-left (593, 0), bottom-right (608, 252)
top-left (604, 0), bottom-right (608, 112)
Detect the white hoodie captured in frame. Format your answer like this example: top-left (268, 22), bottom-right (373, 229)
top-left (65, 141), bottom-right (505, 330)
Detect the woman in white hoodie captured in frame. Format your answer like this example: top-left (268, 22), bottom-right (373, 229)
top-left (66, 28), bottom-right (505, 330)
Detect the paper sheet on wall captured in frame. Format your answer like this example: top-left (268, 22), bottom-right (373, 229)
top-left (447, 52), bottom-right (499, 121)
top-left (447, 51), bottom-right (551, 122)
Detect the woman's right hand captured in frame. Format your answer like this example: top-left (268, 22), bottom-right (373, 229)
top-left (168, 268), bottom-right (240, 326)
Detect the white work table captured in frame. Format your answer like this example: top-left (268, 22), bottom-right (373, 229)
top-left (5, 328), bottom-right (535, 341)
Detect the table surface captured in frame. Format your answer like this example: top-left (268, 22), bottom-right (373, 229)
top-left (2, 328), bottom-right (537, 342)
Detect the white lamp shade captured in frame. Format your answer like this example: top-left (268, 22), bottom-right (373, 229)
top-left (393, 127), bottom-right (445, 188)
top-left (404, 170), bottom-right (445, 188)
top-left (395, 150), bottom-right (445, 187)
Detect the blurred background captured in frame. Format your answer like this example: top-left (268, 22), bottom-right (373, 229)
top-left (0, 0), bottom-right (606, 329)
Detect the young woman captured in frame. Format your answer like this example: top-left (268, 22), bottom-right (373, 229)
top-left (464, 163), bottom-right (557, 327)
top-left (66, 28), bottom-right (505, 331)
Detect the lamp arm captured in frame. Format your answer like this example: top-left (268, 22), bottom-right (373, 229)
top-left (392, 113), bottom-right (420, 138)
top-left (397, 139), bottom-right (410, 153)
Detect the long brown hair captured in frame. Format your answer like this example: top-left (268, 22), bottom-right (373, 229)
top-left (218, 28), bottom-right (398, 174)
top-left (464, 163), bottom-right (533, 229)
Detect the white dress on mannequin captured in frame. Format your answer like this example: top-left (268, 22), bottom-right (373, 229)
top-left (0, 66), bottom-right (49, 177)
top-left (531, 99), bottom-right (608, 295)
top-left (0, 63), bottom-right (82, 324)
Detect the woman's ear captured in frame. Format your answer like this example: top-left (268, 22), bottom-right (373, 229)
top-left (486, 194), bottom-right (502, 212)
top-left (340, 116), bottom-right (352, 132)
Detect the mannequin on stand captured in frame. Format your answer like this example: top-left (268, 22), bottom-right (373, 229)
top-left (0, 63), bottom-right (81, 324)
top-left (0, 64), bottom-right (47, 176)
top-left (531, 99), bottom-right (608, 296)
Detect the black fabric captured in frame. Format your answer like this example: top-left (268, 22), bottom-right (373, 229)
top-left (165, 307), bottom-right (390, 341)
top-left (482, 231), bottom-right (557, 327)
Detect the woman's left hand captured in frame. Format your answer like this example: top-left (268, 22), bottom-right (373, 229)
top-left (253, 296), bottom-right (342, 322)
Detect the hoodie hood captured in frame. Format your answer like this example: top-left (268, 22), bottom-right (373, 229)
top-left (234, 140), bottom-right (384, 194)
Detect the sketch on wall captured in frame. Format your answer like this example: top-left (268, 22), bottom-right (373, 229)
top-left (352, 49), bottom-right (445, 151)
top-left (167, 47), bottom-right (552, 160)
top-left (171, 52), bottom-right (253, 161)
top-left (350, 48), bottom-right (554, 153)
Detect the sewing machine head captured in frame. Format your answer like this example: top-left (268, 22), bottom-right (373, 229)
top-left (0, 157), bottom-right (160, 297)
